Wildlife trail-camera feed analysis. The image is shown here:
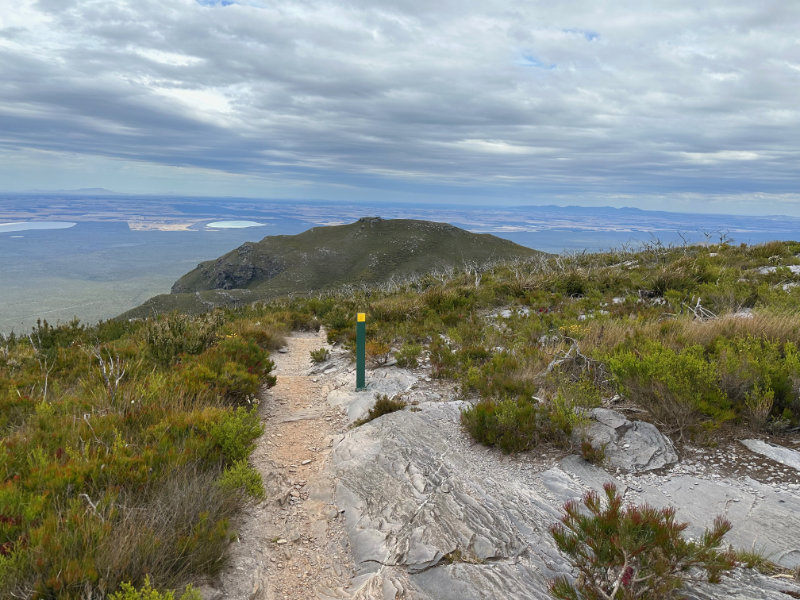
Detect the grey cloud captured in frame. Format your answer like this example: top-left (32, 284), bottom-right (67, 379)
top-left (3, 0), bottom-right (799, 204)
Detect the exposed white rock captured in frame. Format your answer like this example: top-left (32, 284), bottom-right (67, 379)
top-left (630, 475), bottom-right (800, 569)
top-left (741, 439), bottom-right (800, 472)
top-left (329, 399), bottom-right (800, 599)
top-left (758, 265), bottom-right (800, 274)
top-left (327, 367), bottom-right (418, 423)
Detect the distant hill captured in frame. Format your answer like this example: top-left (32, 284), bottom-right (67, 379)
top-left (121, 217), bottom-right (542, 318)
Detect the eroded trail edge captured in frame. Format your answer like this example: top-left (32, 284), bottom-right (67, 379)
top-left (210, 329), bottom-right (355, 600)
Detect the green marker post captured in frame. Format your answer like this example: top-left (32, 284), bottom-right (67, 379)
top-left (356, 312), bottom-right (366, 391)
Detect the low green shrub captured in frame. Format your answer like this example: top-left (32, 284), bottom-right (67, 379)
top-left (550, 484), bottom-right (734, 600)
top-left (309, 347), bottom-right (330, 363)
top-left (461, 398), bottom-right (551, 453)
top-left (714, 336), bottom-right (800, 426)
top-left (218, 459), bottom-right (265, 501)
top-left (110, 576), bottom-right (200, 600)
top-left (144, 312), bottom-right (221, 365)
top-left (580, 437), bottom-right (606, 465)
top-left (209, 406), bottom-right (264, 464)
top-left (394, 342), bottom-right (423, 368)
top-left (177, 335), bottom-right (275, 402)
top-left (354, 394), bottom-right (406, 426)
top-left (605, 341), bottom-right (733, 439)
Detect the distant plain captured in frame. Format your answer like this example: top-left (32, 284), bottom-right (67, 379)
top-left (2, 194), bottom-right (799, 334)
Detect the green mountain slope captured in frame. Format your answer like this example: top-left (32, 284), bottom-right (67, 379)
top-left (122, 217), bottom-right (542, 318)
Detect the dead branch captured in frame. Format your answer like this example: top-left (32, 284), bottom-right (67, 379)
top-left (542, 336), bottom-right (609, 386)
top-left (683, 296), bottom-right (717, 321)
top-left (92, 346), bottom-right (126, 403)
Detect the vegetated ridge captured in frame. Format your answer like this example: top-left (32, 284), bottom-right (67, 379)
top-left (121, 217), bottom-right (541, 319)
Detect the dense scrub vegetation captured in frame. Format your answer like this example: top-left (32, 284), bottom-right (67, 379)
top-left (313, 240), bottom-right (800, 448)
top-left (0, 310), bottom-right (295, 598)
top-left (3, 239), bottom-right (800, 597)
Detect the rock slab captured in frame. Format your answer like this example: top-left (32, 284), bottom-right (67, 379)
top-left (331, 402), bottom-right (799, 599)
top-left (583, 408), bottom-right (678, 472)
top-left (740, 438), bottom-right (800, 472)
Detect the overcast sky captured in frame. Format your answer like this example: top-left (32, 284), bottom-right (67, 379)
top-left (1, 0), bottom-right (798, 214)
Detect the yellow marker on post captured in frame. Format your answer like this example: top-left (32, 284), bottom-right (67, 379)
top-left (356, 312), bottom-right (366, 390)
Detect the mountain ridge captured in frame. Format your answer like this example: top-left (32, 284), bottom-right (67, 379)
top-left (121, 217), bottom-right (542, 318)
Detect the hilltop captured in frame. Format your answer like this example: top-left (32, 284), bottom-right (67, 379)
top-left (121, 217), bottom-right (541, 318)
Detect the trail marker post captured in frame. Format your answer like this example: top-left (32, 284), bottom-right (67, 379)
top-left (356, 312), bottom-right (366, 391)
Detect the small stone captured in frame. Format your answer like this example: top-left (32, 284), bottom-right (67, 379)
top-left (301, 459), bottom-right (312, 465)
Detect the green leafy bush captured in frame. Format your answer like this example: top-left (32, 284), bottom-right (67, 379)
top-left (178, 335), bottom-right (275, 402)
top-left (461, 398), bottom-right (550, 453)
top-left (713, 336), bottom-right (800, 427)
top-left (550, 484), bottom-right (734, 600)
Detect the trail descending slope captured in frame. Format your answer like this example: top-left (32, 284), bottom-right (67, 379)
top-left (209, 329), bottom-right (355, 600)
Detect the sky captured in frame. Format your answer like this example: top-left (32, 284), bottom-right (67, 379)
top-left (0, 0), bottom-right (798, 215)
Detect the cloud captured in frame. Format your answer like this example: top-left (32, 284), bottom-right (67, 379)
top-left (0, 0), bottom-right (797, 211)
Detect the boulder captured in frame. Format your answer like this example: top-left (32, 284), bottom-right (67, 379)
top-left (582, 408), bottom-right (678, 472)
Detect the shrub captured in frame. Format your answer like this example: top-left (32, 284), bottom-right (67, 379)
top-left (144, 312), bottom-right (220, 365)
top-left (562, 272), bottom-right (587, 297)
top-left (178, 336), bottom-right (275, 402)
top-left (550, 484), bottom-right (734, 600)
top-left (110, 576), bottom-right (200, 600)
top-left (461, 398), bottom-right (550, 453)
top-left (580, 437), bottom-right (606, 465)
top-left (354, 394), bottom-right (406, 426)
top-left (209, 406), bottom-right (264, 464)
top-left (713, 336), bottom-right (800, 426)
top-left (606, 341), bottom-right (733, 439)
top-left (394, 342), bottom-right (423, 368)
top-left (218, 459), bottom-right (265, 501)
top-left (309, 348), bottom-right (330, 363)
top-left (366, 340), bottom-right (391, 367)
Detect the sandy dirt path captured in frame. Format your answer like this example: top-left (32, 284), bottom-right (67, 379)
top-left (209, 329), bottom-right (356, 600)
